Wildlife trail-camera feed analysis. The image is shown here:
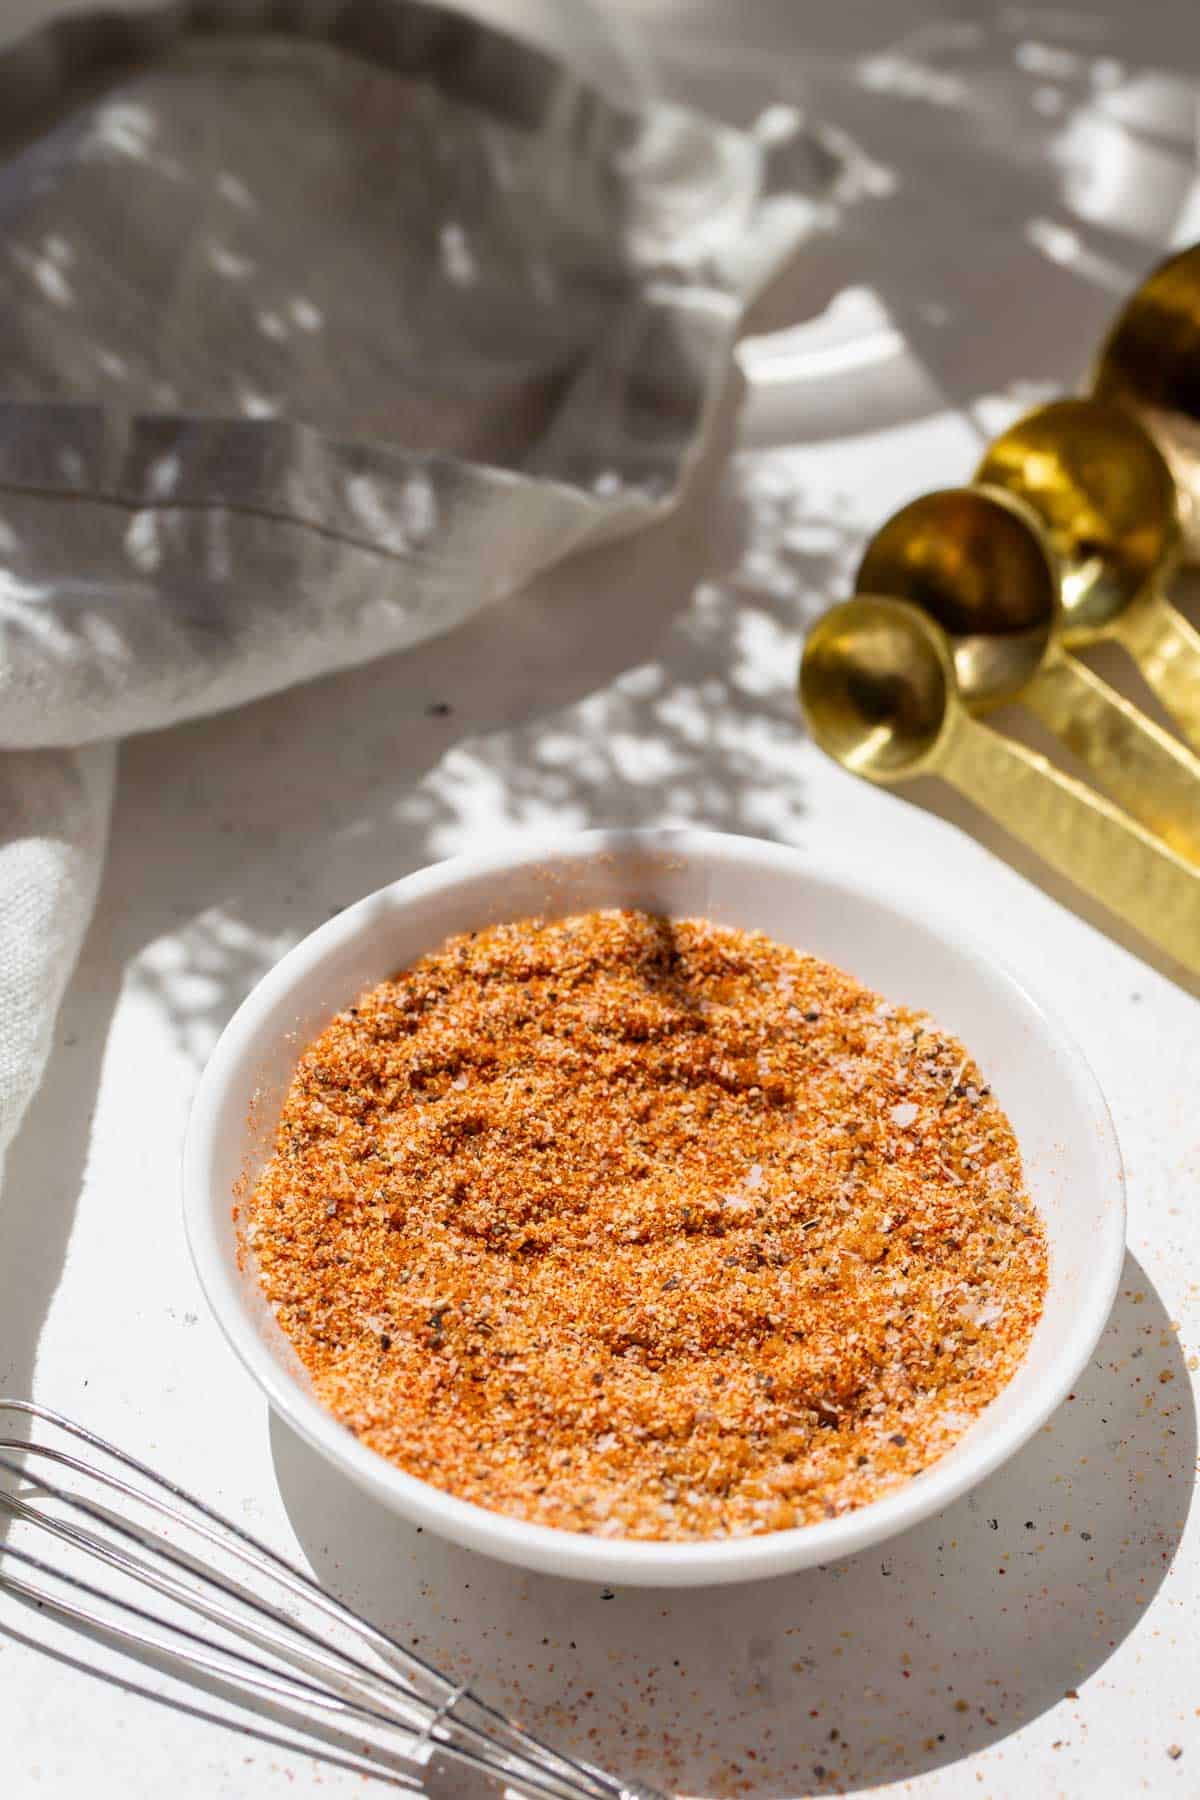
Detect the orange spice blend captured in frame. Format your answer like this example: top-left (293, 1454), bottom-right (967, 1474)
top-left (245, 910), bottom-right (1047, 1539)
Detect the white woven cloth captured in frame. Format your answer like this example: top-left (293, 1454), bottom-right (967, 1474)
top-left (0, 743), bottom-right (115, 1168)
top-left (0, 1), bottom-right (822, 1170)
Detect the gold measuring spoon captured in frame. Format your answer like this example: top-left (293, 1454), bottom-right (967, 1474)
top-left (976, 396), bottom-right (1200, 753)
top-left (855, 484), bottom-right (1200, 864)
top-left (1093, 241), bottom-right (1200, 556)
top-left (799, 596), bottom-right (1200, 975)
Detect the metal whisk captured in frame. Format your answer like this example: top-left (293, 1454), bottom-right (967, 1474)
top-left (0, 1401), bottom-right (669, 1800)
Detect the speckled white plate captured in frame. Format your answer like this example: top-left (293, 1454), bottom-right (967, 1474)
top-left (182, 827), bottom-right (1125, 1586)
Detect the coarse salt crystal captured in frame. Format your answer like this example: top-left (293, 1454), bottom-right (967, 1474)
top-left (966, 1297), bottom-right (1004, 1329)
top-left (891, 1102), bottom-right (919, 1128)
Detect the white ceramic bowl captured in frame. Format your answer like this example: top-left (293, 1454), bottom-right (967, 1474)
top-left (183, 828), bottom-right (1125, 1586)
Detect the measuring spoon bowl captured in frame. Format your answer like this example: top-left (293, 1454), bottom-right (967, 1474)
top-left (1094, 241), bottom-right (1200, 555)
top-left (975, 396), bottom-right (1181, 646)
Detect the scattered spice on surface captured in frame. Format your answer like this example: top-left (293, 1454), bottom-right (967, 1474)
top-left (245, 909), bottom-right (1048, 1539)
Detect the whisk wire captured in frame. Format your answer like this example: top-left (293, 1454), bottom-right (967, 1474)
top-left (0, 1534), bottom-right (392, 1723)
top-left (0, 1445), bottom-right (440, 1730)
top-left (0, 1400), bottom-right (668, 1800)
top-left (0, 1524), bottom-right (592, 1800)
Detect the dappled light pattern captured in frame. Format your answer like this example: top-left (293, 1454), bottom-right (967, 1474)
top-left (655, 0), bottom-right (1199, 444)
top-left (115, 443), bottom-right (862, 1068)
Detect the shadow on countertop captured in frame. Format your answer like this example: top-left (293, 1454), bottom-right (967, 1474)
top-left (272, 1251), bottom-right (1195, 1798)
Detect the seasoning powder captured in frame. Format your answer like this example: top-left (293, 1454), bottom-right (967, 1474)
top-left (245, 910), bottom-right (1047, 1540)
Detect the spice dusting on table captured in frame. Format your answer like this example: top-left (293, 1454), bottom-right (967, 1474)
top-left (245, 910), bottom-right (1047, 1539)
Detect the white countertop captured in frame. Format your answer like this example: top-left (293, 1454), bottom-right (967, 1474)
top-left (3, 2), bottom-right (1198, 1796)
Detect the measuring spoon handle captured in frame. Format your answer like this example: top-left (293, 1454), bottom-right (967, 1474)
top-left (1024, 648), bottom-right (1200, 864)
top-left (1118, 592), bottom-right (1200, 755)
top-left (939, 710), bottom-right (1200, 974)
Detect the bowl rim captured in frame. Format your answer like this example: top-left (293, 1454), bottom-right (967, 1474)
top-left (182, 825), bottom-right (1126, 1586)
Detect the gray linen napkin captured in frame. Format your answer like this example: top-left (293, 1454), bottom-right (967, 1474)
top-left (0, 0), bottom-right (825, 1170)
